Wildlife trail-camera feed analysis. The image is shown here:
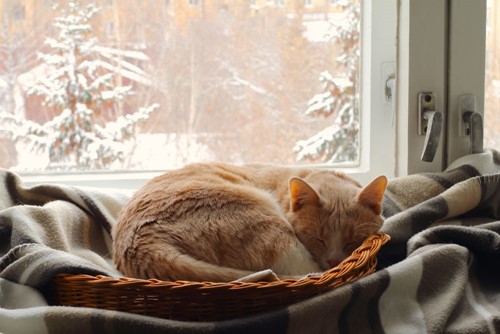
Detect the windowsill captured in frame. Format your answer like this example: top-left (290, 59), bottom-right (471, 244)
top-left (20, 170), bottom-right (164, 190)
top-left (18, 163), bottom-right (373, 190)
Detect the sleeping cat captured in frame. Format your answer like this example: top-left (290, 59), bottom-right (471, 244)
top-left (112, 162), bottom-right (387, 282)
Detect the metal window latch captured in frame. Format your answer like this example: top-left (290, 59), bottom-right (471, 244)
top-left (385, 74), bottom-right (396, 103)
top-left (418, 92), bottom-right (443, 162)
top-left (459, 95), bottom-right (484, 154)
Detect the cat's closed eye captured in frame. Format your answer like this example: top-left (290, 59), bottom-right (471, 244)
top-left (313, 237), bottom-right (326, 248)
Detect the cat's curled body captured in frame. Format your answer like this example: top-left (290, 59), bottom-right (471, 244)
top-left (112, 162), bottom-right (387, 282)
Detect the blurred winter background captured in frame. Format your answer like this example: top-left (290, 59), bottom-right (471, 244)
top-left (0, 0), bottom-right (497, 172)
top-left (0, 0), bottom-right (362, 172)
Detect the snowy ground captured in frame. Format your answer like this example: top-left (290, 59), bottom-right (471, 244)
top-left (126, 133), bottom-right (213, 170)
top-left (12, 133), bottom-right (213, 172)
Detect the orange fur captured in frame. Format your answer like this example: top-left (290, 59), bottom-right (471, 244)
top-left (112, 162), bottom-right (387, 282)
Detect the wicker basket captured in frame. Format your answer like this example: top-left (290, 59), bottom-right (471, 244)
top-left (53, 233), bottom-right (390, 322)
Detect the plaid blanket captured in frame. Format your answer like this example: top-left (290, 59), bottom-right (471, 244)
top-left (0, 149), bottom-right (499, 334)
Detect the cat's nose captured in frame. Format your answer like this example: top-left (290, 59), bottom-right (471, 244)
top-left (327, 259), bottom-right (342, 268)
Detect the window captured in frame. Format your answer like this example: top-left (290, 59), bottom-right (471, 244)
top-left (0, 0), bottom-right (492, 190)
top-left (41, 2), bottom-right (500, 191)
top-left (1, 0), bottom-right (399, 188)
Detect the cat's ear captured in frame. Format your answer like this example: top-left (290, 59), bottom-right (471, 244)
top-left (357, 175), bottom-right (387, 215)
top-left (289, 177), bottom-right (320, 212)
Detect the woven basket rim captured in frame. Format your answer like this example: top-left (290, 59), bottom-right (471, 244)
top-left (56, 232), bottom-right (390, 288)
top-left (53, 233), bottom-right (390, 321)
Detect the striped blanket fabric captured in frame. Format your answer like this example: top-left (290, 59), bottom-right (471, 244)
top-left (0, 150), bottom-right (499, 334)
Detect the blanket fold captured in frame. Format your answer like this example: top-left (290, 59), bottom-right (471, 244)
top-left (0, 149), bottom-right (499, 334)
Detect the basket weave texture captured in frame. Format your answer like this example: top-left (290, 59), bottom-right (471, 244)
top-left (53, 233), bottom-right (390, 322)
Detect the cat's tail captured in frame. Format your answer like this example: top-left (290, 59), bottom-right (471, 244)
top-left (154, 248), bottom-right (262, 282)
top-left (115, 241), bottom-right (263, 282)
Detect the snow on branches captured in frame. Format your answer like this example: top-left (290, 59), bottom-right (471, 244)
top-left (0, 1), bottom-right (157, 170)
top-left (294, 0), bottom-right (360, 164)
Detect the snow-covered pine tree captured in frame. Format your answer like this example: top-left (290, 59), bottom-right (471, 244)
top-left (294, 0), bottom-right (360, 163)
top-left (0, 2), bottom-right (157, 170)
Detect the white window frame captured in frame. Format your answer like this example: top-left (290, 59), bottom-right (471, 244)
top-left (337, 0), bottom-right (397, 185)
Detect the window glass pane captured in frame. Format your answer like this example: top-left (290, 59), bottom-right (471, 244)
top-left (485, 0), bottom-right (500, 150)
top-left (0, 0), bottom-right (361, 172)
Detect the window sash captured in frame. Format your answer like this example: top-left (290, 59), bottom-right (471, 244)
top-left (395, 0), bottom-right (487, 175)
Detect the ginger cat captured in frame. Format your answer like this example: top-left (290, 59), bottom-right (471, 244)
top-left (112, 162), bottom-right (387, 282)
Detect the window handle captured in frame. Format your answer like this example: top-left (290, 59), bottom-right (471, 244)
top-left (463, 111), bottom-right (483, 154)
top-left (421, 110), bottom-right (443, 162)
top-left (418, 92), bottom-right (443, 162)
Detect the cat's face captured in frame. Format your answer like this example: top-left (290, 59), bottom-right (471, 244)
top-left (288, 172), bottom-right (387, 270)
